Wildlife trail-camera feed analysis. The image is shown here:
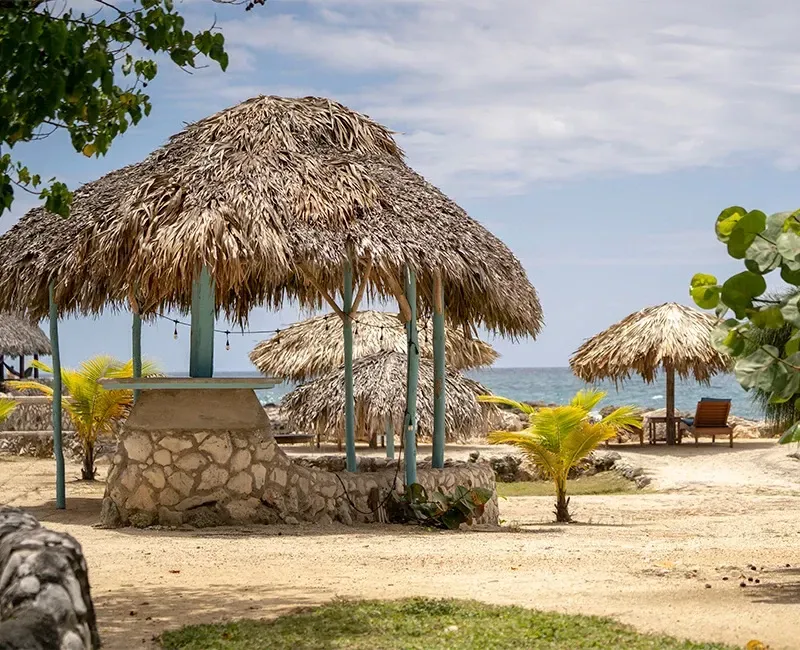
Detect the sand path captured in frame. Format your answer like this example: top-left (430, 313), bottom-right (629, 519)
top-left (1, 440), bottom-right (799, 649)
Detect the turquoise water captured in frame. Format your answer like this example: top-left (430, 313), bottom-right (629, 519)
top-left (248, 367), bottom-right (761, 420)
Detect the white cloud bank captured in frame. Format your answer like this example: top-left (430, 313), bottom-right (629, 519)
top-left (210, 0), bottom-right (800, 195)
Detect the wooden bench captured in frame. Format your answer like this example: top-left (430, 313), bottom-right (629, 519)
top-left (272, 432), bottom-right (319, 447)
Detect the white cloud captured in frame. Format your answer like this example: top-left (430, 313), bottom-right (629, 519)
top-left (205, 0), bottom-right (800, 195)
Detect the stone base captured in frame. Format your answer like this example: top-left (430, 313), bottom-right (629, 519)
top-left (101, 389), bottom-right (497, 528)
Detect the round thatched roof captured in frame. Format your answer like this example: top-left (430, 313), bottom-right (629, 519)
top-left (0, 313), bottom-right (51, 357)
top-left (569, 302), bottom-right (730, 384)
top-left (249, 310), bottom-right (498, 381)
top-left (282, 351), bottom-right (497, 443)
top-left (0, 96), bottom-right (542, 338)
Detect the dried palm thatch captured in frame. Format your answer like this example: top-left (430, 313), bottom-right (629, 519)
top-left (569, 303), bottom-right (730, 384)
top-left (249, 310), bottom-right (498, 381)
top-left (282, 351), bottom-right (497, 444)
top-left (0, 96), bottom-right (542, 339)
top-left (0, 313), bottom-right (51, 357)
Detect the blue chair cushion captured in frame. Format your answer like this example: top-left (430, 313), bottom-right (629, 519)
top-left (681, 417), bottom-right (694, 426)
top-left (700, 397), bottom-right (731, 402)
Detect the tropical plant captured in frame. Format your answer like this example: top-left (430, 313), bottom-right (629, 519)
top-left (386, 483), bottom-right (494, 530)
top-left (8, 355), bottom-right (158, 480)
top-left (0, 397), bottom-right (16, 423)
top-left (480, 390), bottom-right (642, 523)
top-left (690, 207), bottom-right (800, 443)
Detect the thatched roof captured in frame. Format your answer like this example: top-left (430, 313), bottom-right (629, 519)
top-left (0, 96), bottom-right (543, 338)
top-left (569, 302), bottom-right (730, 384)
top-left (282, 351), bottom-right (497, 443)
top-left (249, 310), bottom-right (498, 381)
top-left (0, 313), bottom-right (51, 357)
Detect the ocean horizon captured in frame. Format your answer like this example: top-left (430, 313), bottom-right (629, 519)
top-left (203, 367), bottom-right (763, 421)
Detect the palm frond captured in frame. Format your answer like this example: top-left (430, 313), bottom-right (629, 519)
top-left (569, 389), bottom-right (606, 413)
top-left (479, 395), bottom-right (536, 415)
top-left (0, 398), bottom-right (16, 423)
top-left (599, 405), bottom-right (643, 432)
top-left (6, 379), bottom-right (54, 397)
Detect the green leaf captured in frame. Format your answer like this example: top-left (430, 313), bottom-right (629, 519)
top-left (745, 236), bottom-right (781, 273)
top-left (689, 273), bottom-right (720, 309)
top-left (710, 320), bottom-right (744, 355)
top-left (781, 266), bottom-right (800, 285)
top-left (734, 346), bottom-right (779, 390)
top-left (785, 329), bottom-right (800, 357)
top-left (768, 355), bottom-right (800, 403)
top-left (748, 306), bottom-right (784, 329)
top-left (690, 273), bottom-right (718, 288)
top-left (778, 421), bottom-right (800, 444)
top-left (715, 206), bottom-right (747, 242)
top-left (776, 232), bottom-right (800, 271)
top-left (781, 294), bottom-right (800, 328)
top-left (727, 210), bottom-right (766, 258)
top-left (720, 271), bottom-right (767, 318)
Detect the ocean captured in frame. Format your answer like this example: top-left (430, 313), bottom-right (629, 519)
top-left (246, 367), bottom-right (763, 420)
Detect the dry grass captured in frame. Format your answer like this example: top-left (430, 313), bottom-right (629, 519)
top-left (496, 473), bottom-right (636, 498)
top-left (570, 302), bottom-right (730, 384)
top-left (249, 310), bottom-right (498, 381)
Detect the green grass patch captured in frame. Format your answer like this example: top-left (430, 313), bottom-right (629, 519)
top-left (158, 598), bottom-right (735, 650)
top-left (496, 472), bottom-right (635, 498)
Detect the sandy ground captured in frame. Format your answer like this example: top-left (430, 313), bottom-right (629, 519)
top-left (1, 440), bottom-right (799, 649)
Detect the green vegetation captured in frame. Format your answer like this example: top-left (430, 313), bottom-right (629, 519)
top-left (158, 598), bottom-right (735, 650)
top-left (0, 0), bottom-right (262, 217)
top-left (9, 355), bottom-right (158, 479)
top-left (496, 473), bottom-right (635, 498)
top-left (387, 483), bottom-right (494, 529)
top-left (690, 207), bottom-right (800, 443)
top-left (480, 390), bottom-right (641, 522)
top-left (0, 397), bottom-right (15, 423)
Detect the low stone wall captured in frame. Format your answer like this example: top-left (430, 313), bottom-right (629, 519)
top-left (101, 389), bottom-right (498, 529)
top-left (0, 395), bottom-right (72, 432)
top-left (0, 506), bottom-right (100, 649)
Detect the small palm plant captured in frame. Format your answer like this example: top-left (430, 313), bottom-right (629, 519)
top-left (0, 398), bottom-right (16, 424)
top-left (480, 390), bottom-right (642, 523)
top-left (9, 355), bottom-right (158, 480)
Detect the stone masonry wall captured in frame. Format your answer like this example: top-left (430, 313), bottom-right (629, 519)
top-left (0, 396), bottom-right (72, 432)
top-left (100, 389), bottom-right (498, 529)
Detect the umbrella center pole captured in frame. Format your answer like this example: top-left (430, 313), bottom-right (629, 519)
top-left (343, 260), bottom-right (357, 472)
top-left (432, 270), bottom-right (446, 469)
top-left (665, 365), bottom-right (676, 445)
top-left (404, 266), bottom-right (420, 486)
top-left (49, 281), bottom-right (65, 510)
top-left (189, 266), bottom-right (216, 379)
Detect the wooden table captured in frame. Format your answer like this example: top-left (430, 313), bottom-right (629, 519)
top-left (645, 416), bottom-right (683, 445)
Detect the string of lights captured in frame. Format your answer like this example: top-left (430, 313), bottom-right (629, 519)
top-left (155, 312), bottom-right (432, 351)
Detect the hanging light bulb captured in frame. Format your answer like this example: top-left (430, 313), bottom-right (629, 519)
top-left (225, 331), bottom-right (231, 351)
top-left (173, 320), bottom-right (179, 339)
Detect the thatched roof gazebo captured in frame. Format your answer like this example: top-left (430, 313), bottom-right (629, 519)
top-left (0, 313), bottom-right (51, 382)
top-left (0, 95), bottom-right (542, 505)
top-left (569, 302), bottom-right (730, 444)
top-left (282, 352), bottom-right (496, 446)
top-left (249, 310), bottom-right (498, 381)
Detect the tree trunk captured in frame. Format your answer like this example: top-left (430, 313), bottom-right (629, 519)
top-left (0, 506), bottom-right (101, 649)
top-left (665, 365), bottom-right (676, 445)
top-left (81, 441), bottom-right (95, 481)
top-left (554, 479), bottom-right (572, 523)
top-left (369, 431), bottom-right (378, 449)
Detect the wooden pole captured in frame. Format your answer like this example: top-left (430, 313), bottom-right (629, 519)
top-left (665, 364), bottom-right (676, 445)
top-left (0, 355), bottom-right (5, 385)
top-left (18, 355), bottom-right (24, 378)
top-left (49, 281), bottom-right (65, 509)
top-left (432, 271), bottom-right (445, 468)
top-left (189, 266), bottom-right (215, 378)
top-left (404, 266), bottom-right (420, 485)
top-left (132, 313), bottom-right (142, 402)
top-left (343, 260), bottom-right (357, 472)
top-left (33, 354), bottom-right (39, 379)
top-left (385, 415), bottom-right (394, 459)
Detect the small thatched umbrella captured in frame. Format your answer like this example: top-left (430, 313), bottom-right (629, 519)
top-left (569, 303), bottom-right (730, 444)
top-left (0, 313), bottom-right (51, 382)
top-left (249, 310), bottom-right (498, 381)
top-left (282, 351), bottom-right (496, 446)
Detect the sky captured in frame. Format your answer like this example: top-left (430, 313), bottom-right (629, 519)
top-left (3, 0), bottom-right (800, 372)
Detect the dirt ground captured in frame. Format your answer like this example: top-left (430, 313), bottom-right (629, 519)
top-left (1, 440), bottom-right (799, 649)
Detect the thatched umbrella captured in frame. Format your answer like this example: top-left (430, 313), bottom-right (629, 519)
top-left (282, 351), bottom-right (496, 446)
top-left (249, 310), bottom-right (498, 381)
top-left (569, 303), bottom-right (730, 444)
top-left (0, 95), bottom-right (542, 486)
top-left (0, 313), bottom-right (51, 382)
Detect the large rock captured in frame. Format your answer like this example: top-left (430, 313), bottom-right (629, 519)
top-left (0, 507), bottom-right (100, 649)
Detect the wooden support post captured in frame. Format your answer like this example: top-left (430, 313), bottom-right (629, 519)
top-left (49, 281), bottom-right (65, 510)
top-left (0, 355), bottom-right (5, 384)
top-left (18, 355), bottom-right (24, 378)
top-left (33, 354), bottom-right (39, 379)
top-left (132, 313), bottom-right (142, 403)
top-left (665, 364), bottom-right (676, 445)
top-left (343, 260), bottom-right (357, 472)
top-left (189, 266), bottom-right (216, 378)
top-left (432, 271), bottom-right (445, 469)
top-left (403, 266), bottom-right (420, 485)
top-left (385, 415), bottom-right (394, 460)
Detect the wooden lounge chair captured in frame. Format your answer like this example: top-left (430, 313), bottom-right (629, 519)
top-left (680, 398), bottom-right (733, 447)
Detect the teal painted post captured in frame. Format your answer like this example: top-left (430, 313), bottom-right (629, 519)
top-left (432, 272), bottom-right (446, 468)
top-left (403, 266), bottom-right (419, 485)
top-left (49, 282), bottom-right (65, 509)
top-left (189, 266), bottom-right (216, 378)
top-left (343, 260), bottom-right (357, 472)
top-left (132, 313), bottom-right (142, 403)
top-left (385, 415), bottom-right (394, 459)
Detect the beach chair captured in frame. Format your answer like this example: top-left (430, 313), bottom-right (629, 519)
top-left (680, 398), bottom-right (733, 447)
